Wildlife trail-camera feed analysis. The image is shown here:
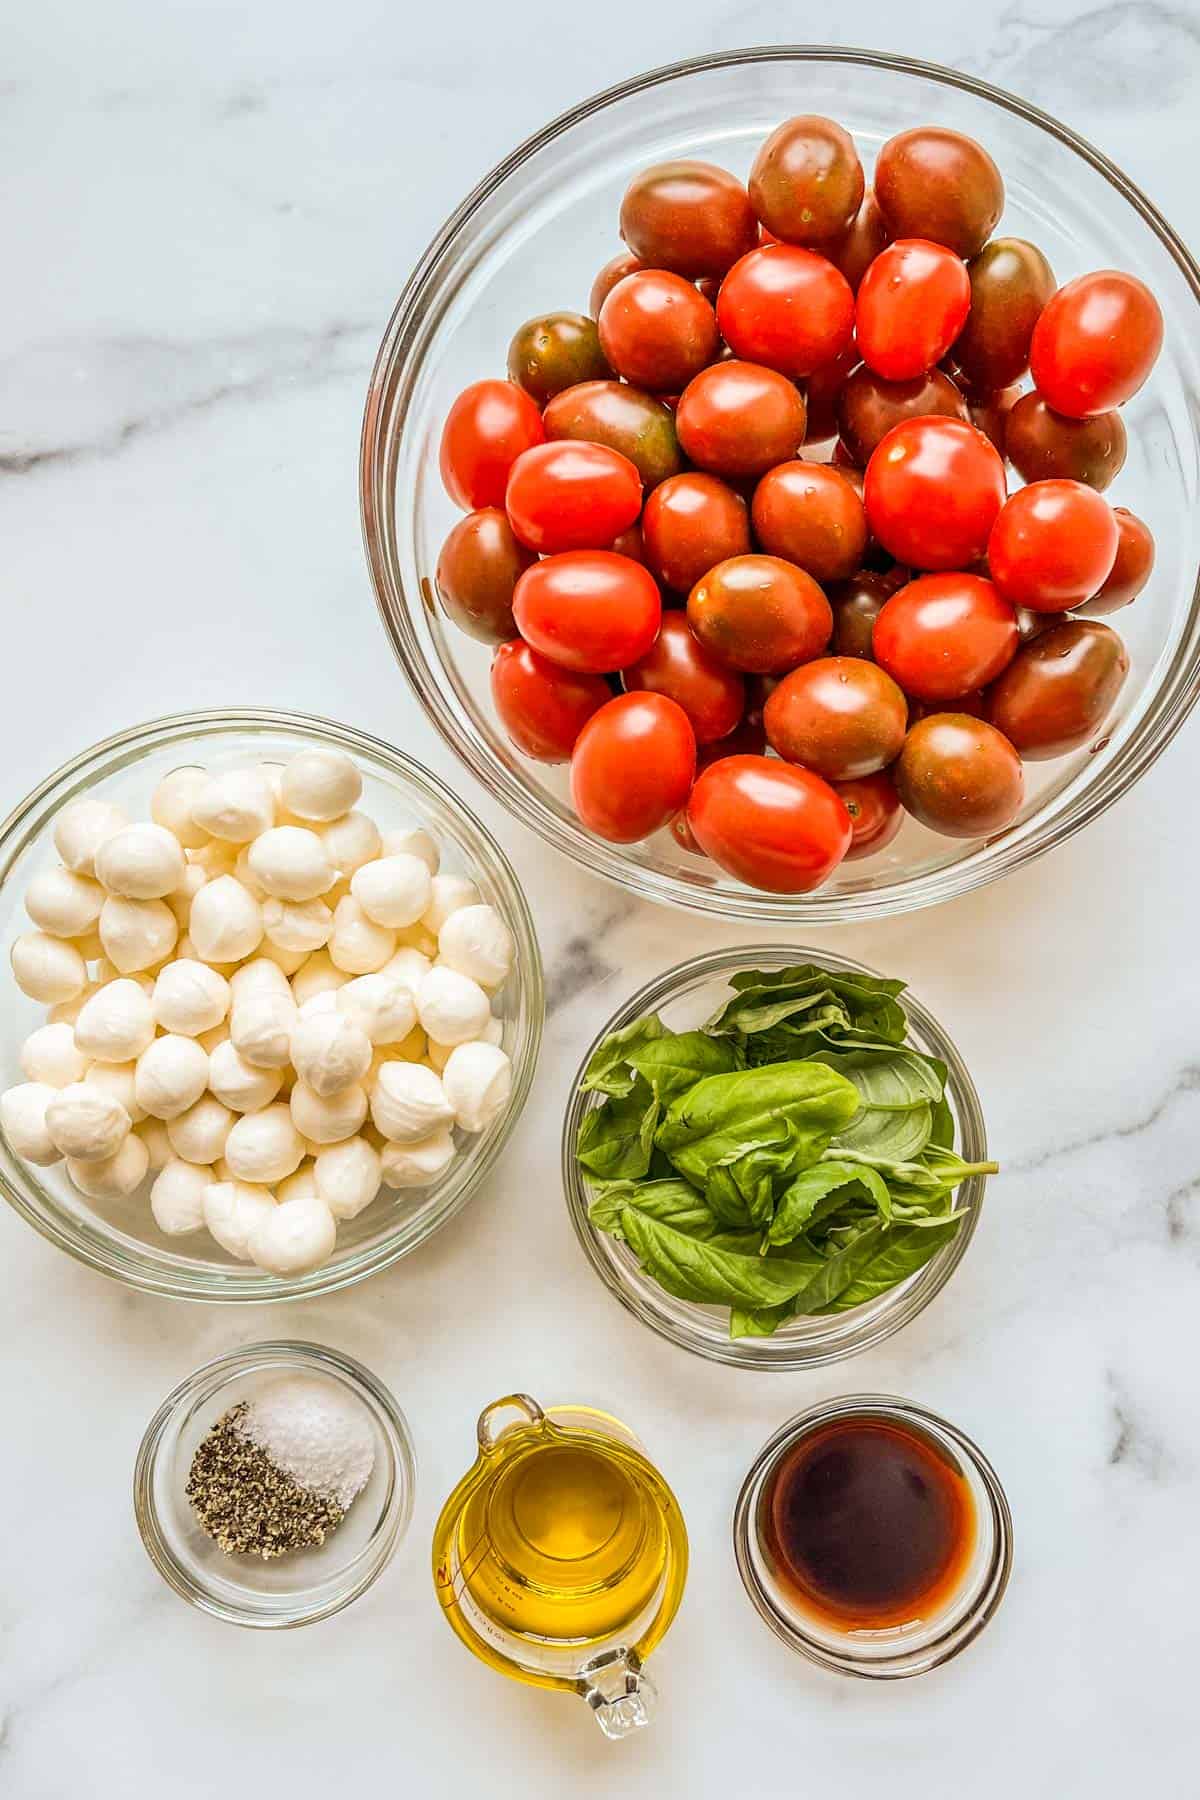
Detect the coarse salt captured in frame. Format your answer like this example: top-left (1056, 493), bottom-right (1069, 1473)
top-left (237, 1374), bottom-right (375, 1510)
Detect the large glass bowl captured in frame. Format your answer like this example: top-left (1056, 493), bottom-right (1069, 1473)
top-left (362, 46), bottom-right (1200, 924)
top-left (0, 710), bottom-right (543, 1300)
top-left (561, 945), bottom-right (990, 1369)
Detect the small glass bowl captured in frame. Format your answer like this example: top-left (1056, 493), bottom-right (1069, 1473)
top-left (134, 1341), bottom-right (415, 1628)
top-left (733, 1394), bottom-right (1012, 1678)
top-left (562, 945), bottom-right (989, 1370)
top-left (0, 708), bottom-right (543, 1301)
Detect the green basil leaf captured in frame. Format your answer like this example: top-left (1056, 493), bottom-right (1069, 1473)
top-left (930, 1094), bottom-right (956, 1149)
top-left (619, 1209), bottom-right (827, 1309)
top-left (576, 1077), bottom-right (659, 1180)
top-left (628, 1030), bottom-right (739, 1104)
top-left (837, 1101), bottom-right (933, 1163)
top-left (767, 1159), bottom-right (891, 1245)
top-left (589, 1178), bottom-right (759, 1254)
top-left (580, 1015), bottom-right (666, 1097)
top-left (712, 966), bottom-right (908, 1045)
top-left (656, 1061), bottom-right (861, 1197)
top-left (818, 1214), bottom-right (967, 1312)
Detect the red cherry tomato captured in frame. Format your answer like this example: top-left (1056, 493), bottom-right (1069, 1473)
top-left (622, 613), bottom-right (745, 743)
top-left (505, 441), bottom-right (642, 554)
top-left (490, 640), bottom-right (610, 762)
top-left (512, 552), bottom-right (661, 674)
top-left (1030, 271), bottom-right (1164, 418)
top-left (1074, 507), bottom-right (1154, 616)
top-left (674, 361), bottom-right (807, 480)
top-left (440, 380), bottom-right (545, 510)
top-left (764, 656), bottom-right (908, 780)
top-left (716, 244), bottom-right (855, 378)
top-left (642, 472), bottom-right (751, 593)
top-left (751, 462), bottom-right (869, 584)
top-left (864, 416), bottom-right (1006, 569)
top-left (686, 755), bottom-right (852, 893)
top-left (873, 574), bottom-right (1019, 702)
top-left (834, 770), bottom-right (904, 859)
top-left (570, 693), bottom-right (696, 843)
top-left (987, 479), bottom-right (1119, 612)
top-left (855, 239), bottom-right (971, 381)
top-left (597, 270), bottom-right (720, 393)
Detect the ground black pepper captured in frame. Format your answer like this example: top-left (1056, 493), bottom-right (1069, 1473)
top-left (187, 1403), bottom-right (346, 1559)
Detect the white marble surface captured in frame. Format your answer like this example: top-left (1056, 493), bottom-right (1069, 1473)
top-left (3, 5), bottom-right (1198, 1793)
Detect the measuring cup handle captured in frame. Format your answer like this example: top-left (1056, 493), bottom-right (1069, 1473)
top-left (476, 1393), bottom-right (545, 1452)
top-left (578, 1649), bottom-right (658, 1739)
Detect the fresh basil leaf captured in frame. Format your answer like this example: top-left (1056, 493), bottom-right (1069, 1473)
top-left (731, 1301), bottom-right (794, 1338)
top-left (837, 1101), bottom-right (933, 1163)
top-left (930, 1094), bottom-right (955, 1150)
top-left (620, 1209), bottom-right (827, 1309)
top-left (576, 1077), bottom-right (659, 1180)
top-left (628, 1030), bottom-right (738, 1104)
top-left (580, 1015), bottom-right (666, 1097)
top-left (713, 966), bottom-right (908, 1045)
top-left (589, 1178), bottom-right (759, 1254)
top-left (819, 1214), bottom-right (966, 1312)
top-left (703, 1164), bottom-right (757, 1230)
top-left (656, 1061), bottom-right (861, 1197)
top-left (767, 1159), bottom-right (891, 1246)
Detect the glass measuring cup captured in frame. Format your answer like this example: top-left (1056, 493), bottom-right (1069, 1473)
top-left (432, 1394), bottom-right (688, 1737)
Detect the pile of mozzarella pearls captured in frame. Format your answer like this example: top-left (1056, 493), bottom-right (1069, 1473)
top-left (0, 747), bottom-right (516, 1276)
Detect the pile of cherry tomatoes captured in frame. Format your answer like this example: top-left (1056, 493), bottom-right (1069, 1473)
top-left (436, 115), bottom-right (1163, 894)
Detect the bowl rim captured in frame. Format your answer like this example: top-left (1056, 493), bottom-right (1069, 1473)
top-left (0, 706), bottom-right (544, 1301)
top-left (361, 43), bottom-right (1200, 924)
top-left (560, 943), bottom-right (989, 1370)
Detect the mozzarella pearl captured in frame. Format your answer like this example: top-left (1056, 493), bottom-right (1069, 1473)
top-left (442, 1041), bottom-right (513, 1134)
top-left (380, 1127), bottom-right (455, 1188)
top-left (289, 1080), bottom-right (367, 1145)
top-left (350, 853), bottom-right (432, 929)
top-left (44, 1083), bottom-right (131, 1162)
top-left (189, 876), bottom-right (263, 963)
top-left (417, 965), bottom-right (491, 1047)
top-left (281, 748), bottom-right (362, 823)
top-left (224, 1104), bottom-right (304, 1184)
top-left (74, 978), bottom-right (156, 1061)
top-left (291, 1012), bottom-right (372, 1098)
top-left (277, 1162), bottom-right (318, 1204)
top-left (11, 932), bottom-right (87, 1003)
top-left (150, 1158), bottom-right (214, 1234)
top-left (328, 897), bottom-right (395, 975)
top-left (230, 956), bottom-right (290, 1001)
top-left (321, 811), bottom-right (382, 878)
top-left (190, 769), bottom-right (276, 843)
top-left (25, 866), bottom-right (105, 938)
top-left (262, 896), bottom-right (333, 957)
top-left (248, 1194), bottom-right (337, 1275)
top-left (0, 1082), bottom-right (62, 1165)
top-left (255, 936), bottom-right (308, 976)
top-left (85, 1060), bottom-right (145, 1124)
top-left (99, 896), bottom-right (178, 974)
top-left (67, 1132), bottom-right (149, 1201)
top-left (290, 950), bottom-right (348, 1006)
top-left (337, 972), bottom-right (416, 1046)
top-left (167, 1095), bottom-right (234, 1164)
top-left (94, 823), bottom-right (186, 901)
top-left (370, 1061), bottom-right (454, 1143)
top-left (20, 1022), bottom-right (90, 1087)
top-left (53, 798), bottom-right (131, 876)
top-left (438, 904), bottom-right (514, 991)
top-left (134, 1036), bottom-right (210, 1121)
top-left (230, 986), bottom-right (297, 1071)
top-left (381, 826), bottom-right (439, 874)
top-left (151, 766), bottom-right (210, 849)
top-left (136, 1117), bottom-right (174, 1171)
top-left (246, 826), bottom-right (334, 902)
top-left (204, 1180), bottom-right (277, 1260)
top-left (207, 1039), bottom-right (284, 1113)
top-left (313, 1137), bottom-right (382, 1220)
top-left (152, 959), bottom-right (230, 1036)
top-left (422, 873), bottom-right (480, 936)
top-left (188, 839), bottom-right (240, 880)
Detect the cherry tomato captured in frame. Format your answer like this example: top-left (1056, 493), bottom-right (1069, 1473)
top-left (570, 692), bottom-right (696, 842)
top-left (440, 379), bottom-right (545, 510)
top-left (952, 239), bottom-right (1056, 391)
top-left (590, 251), bottom-right (645, 318)
top-left (1030, 270), bottom-right (1164, 417)
top-left (688, 555), bottom-right (832, 674)
top-left (686, 755), bottom-right (852, 892)
top-left (1074, 507), bottom-right (1155, 616)
top-left (836, 364), bottom-right (968, 465)
top-left (764, 656), bottom-right (908, 780)
top-left (751, 462), bottom-right (868, 584)
top-left (436, 508), bottom-right (536, 644)
top-left (1003, 392), bottom-right (1127, 491)
top-left (512, 551), bottom-right (660, 673)
top-left (619, 160), bottom-right (758, 278)
top-left (598, 270), bottom-right (719, 393)
top-left (749, 116), bottom-right (864, 245)
top-left (874, 128), bottom-right (1004, 259)
top-left (865, 416), bottom-right (1006, 570)
top-left (716, 244), bottom-right (855, 378)
top-left (874, 573), bottom-right (1019, 702)
top-left (835, 770), bottom-right (904, 859)
top-left (675, 361), bottom-right (807, 479)
top-left (802, 341), bottom-right (860, 441)
top-left (987, 479), bottom-right (1119, 611)
top-left (623, 612), bottom-right (745, 743)
top-left (829, 570), bottom-right (892, 657)
top-left (542, 380), bottom-right (681, 490)
top-left (986, 619), bottom-right (1129, 759)
top-left (856, 240), bottom-right (972, 381)
top-left (506, 312), bottom-right (610, 404)
top-left (505, 441), bottom-right (642, 554)
top-left (490, 640), bottom-right (610, 762)
top-left (895, 714), bottom-right (1024, 837)
top-left (642, 472), bottom-right (751, 593)
top-left (828, 191), bottom-right (892, 291)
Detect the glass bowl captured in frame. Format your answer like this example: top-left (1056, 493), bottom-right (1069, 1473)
top-left (0, 709), bottom-right (543, 1300)
top-left (134, 1341), bottom-right (415, 1628)
top-left (733, 1394), bottom-right (1012, 1677)
top-left (362, 46), bottom-right (1200, 924)
top-left (561, 945), bottom-right (989, 1369)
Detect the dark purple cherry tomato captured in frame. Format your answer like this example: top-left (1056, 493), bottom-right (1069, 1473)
top-left (874, 127), bottom-right (1004, 259)
top-left (436, 508), bottom-right (535, 644)
top-left (620, 161), bottom-right (758, 278)
top-left (986, 619), bottom-right (1129, 758)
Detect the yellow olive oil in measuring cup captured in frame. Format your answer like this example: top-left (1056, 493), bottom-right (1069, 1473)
top-left (432, 1395), bottom-right (688, 1736)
